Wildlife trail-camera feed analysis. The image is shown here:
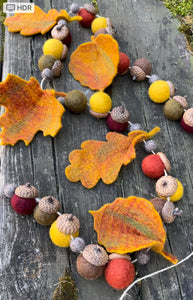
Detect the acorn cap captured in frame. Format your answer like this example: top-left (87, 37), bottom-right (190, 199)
top-left (15, 183), bottom-right (38, 198)
top-left (84, 3), bottom-right (97, 15)
top-left (89, 108), bottom-right (109, 118)
top-left (56, 214), bottom-right (80, 235)
top-left (105, 26), bottom-right (116, 38)
top-left (156, 176), bottom-right (178, 197)
top-left (130, 66), bottom-right (146, 81)
top-left (149, 197), bottom-right (167, 215)
top-left (108, 253), bottom-right (131, 261)
top-left (51, 24), bottom-right (69, 41)
top-left (111, 106), bottom-right (129, 124)
top-left (60, 44), bottom-right (68, 62)
top-left (166, 81), bottom-right (175, 97)
top-left (173, 95), bottom-right (189, 109)
top-left (133, 58), bottom-right (152, 75)
top-left (157, 152), bottom-right (171, 172)
top-left (183, 108), bottom-right (193, 127)
top-left (39, 196), bottom-right (60, 214)
top-left (52, 60), bottom-right (63, 78)
top-left (106, 18), bottom-right (113, 28)
top-left (76, 253), bottom-right (105, 280)
top-left (94, 28), bottom-right (108, 37)
top-left (83, 244), bottom-right (108, 266)
top-left (161, 201), bottom-right (176, 224)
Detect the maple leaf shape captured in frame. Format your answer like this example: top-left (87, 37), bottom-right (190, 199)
top-left (4, 5), bottom-right (82, 36)
top-left (69, 34), bottom-right (119, 91)
top-left (90, 196), bottom-right (178, 264)
top-left (0, 74), bottom-right (65, 146)
top-left (65, 127), bottom-right (160, 188)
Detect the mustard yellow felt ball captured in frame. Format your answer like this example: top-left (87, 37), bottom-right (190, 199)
top-left (43, 39), bottom-right (63, 60)
top-left (91, 17), bottom-right (107, 34)
top-left (170, 179), bottom-right (184, 202)
top-left (89, 92), bottom-right (112, 114)
top-left (49, 220), bottom-right (79, 247)
top-left (148, 80), bottom-right (170, 103)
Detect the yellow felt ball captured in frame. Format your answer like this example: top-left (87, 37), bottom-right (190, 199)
top-left (170, 179), bottom-right (184, 202)
top-left (148, 80), bottom-right (170, 103)
top-left (91, 17), bottom-right (108, 33)
top-left (43, 39), bottom-right (63, 60)
top-left (49, 220), bottom-right (79, 247)
top-left (89, 92), bottom-right (112, 114)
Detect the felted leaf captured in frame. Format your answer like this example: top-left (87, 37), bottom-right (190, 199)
top-left (90, 196), bottom-right (178, 264)
top-left (0, 74), bottom-right (65, 146)
top-left (69, 34), bottom-right (119, 91)
top-left (4, 5), bottom-right (82, 36)
top-left (65, 127), bottom-right (160, 188)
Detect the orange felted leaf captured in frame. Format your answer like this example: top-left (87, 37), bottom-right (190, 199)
top-left (0, 74), bottom-right (65, 145)
top-left (4, 5), bottom-right (82, 36)
top-left (69, 34), bottom-right (119, 91)
top-left (65, 127), bottom-right (160, 188)
top-left (90, 196), bottom-right (178, 264)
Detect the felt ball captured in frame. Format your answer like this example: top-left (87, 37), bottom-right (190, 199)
top-left (38, 55), bottom-right (56, 71)
top-left (43, 39), bottom-right (64, 60)
top-left (142, 154), bottom-right (165, 179)
top-left (70, 237), bottom-right (86, 253)
top-left (41, 68), bottom-right (53, 81)
top-left (148, 80), bottom-right (170, 103)
top-left (89, 92), bottom-right (112, 114)
top-left (144, 140), bottom-right (157, 152)
top-left (76, 253), bottom-right (105, 280)
top-left (118, 52), bottom-right (130, 75)
top-left (105, 259), bottom-right (135, 290)
top-left (161, 201), bottom-right (175, 224)
top-left (78, 8), bottom-right (95, 28)
top-left (91, 17), bottom-right (107, 33)
top-left (62, 31), bottom-right (72, 47)
top-left (130, 123), bottom-right (142, 131)
top-left (4, 183), bottom-right (17, 198)
top-left (169, 179), bottom-right (184, 202)
top-left (148, 74), bottom-right (159, 85)
top-left (11, 194), bottom-right (37, 215)
top-left (163, 98), bottom-right (184, 120)
top-left (49, 220), bottom-right (79, 247)
top-left (70, 3), bottom-right (80, 14)
top-left (133, 58), bottom-right (152, 75)
top-left (135, 249), bottom-right (150, 265)
top-left (149, 197), bottom-right (167, 215)
top-left (106, 114), bottom-right (128, 132)
top-left (65, 90), bottom-right (87, 113)
top-left (33, 206), bottom-right (58, 226)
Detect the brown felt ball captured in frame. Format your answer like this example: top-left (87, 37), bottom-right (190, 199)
top-left (76, 253), bottom-right (105, 280)
top-left (38, 55), bottom-right (56, 71)
top-left (163, 98), bottom-right (184, 120)
top-left (65, 90), bottom-right (87, 113)
top-left (142, 154), bottom-right (165, 179)
top-left (149, 197), bottom-right (166, 215)
top-left (33, 205), bottom-right (58, 226)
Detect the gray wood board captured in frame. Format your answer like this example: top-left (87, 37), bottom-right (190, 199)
top-left (0, 0), bottom-right (193, 299)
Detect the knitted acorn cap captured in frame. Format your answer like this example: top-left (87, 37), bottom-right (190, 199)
top-left (163, 98), bottom-right (184, 120)
top-left (166, 81), bottom-right (175, 97)
top-left (149, 197), bottom-right (167, 215)
top-left (183, 108), bottom-right (193, 127)
top-left (111, 106), bottom-right (129, 124)
top-left (84, 3), bottom-right (97, 15)
top-left (133, 58), bottom-right (152, 75)
top-left (60, 44), bottom-right (68, 62)
top-left (130, 66), bottom-right (146, 81)
top-left (89, 109), bottom-right (109, 119)
top-left (108, 253), bottom-right (131, 261)
top-left (161, 201), bottom-right (176, 224)
top-left (56, 213), bottom-right (80, 235)
top-left (173, 95), bottom-right (189, 109)
top-left (157, 152), bottom-right (171, 172)
top-left (51, 24), bottom-right (69, 41)
top-left (39, 196), bottom-right (60, 214)
top-left (83, 244), bottom-right (109, 266)
top-left (52, 60), bottom-right (63, 78)
top-left (156, 175), bottom-right (178, 197)
top-left (15, 183), bottom-right (38, 198)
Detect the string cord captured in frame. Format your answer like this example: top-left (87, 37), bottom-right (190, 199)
top-left (119, 251), bottom-right (193, 300)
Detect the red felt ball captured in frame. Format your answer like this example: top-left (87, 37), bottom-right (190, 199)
top-left (62, 31), bottom-right (72, 47)
top-left (11, 194), bottom-right (37, 215)
top-left (180, 117), bottom-right (193, 133)
top-left (142, 154), bottom-right (165, 179)
top-left (118, 52), bottom-right (130, 75)
top-left (78, 8), bottom-right (96, 27)
top-left (106, 114), bottom-right (128, 132)
top-left (105, 258), bottom-right (135, 290)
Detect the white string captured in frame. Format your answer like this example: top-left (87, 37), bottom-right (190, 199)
top-left (40, 77), bottom-right (46, 90)
top-left (119, 251), bottom-right (193, 300)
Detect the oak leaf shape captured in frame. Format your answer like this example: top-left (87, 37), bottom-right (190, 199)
top-left (4, 5), bottom-right (82, 36)
top-left (90, 196), bottom-right (178, 264)
top-left (69, 34), bottom-right (119, 91)
top-left (65, 127), bottom-right (160, 188)
top-left (0, 74), bottom-right (65, 145)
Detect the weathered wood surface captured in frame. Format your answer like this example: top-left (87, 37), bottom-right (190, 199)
top-left (1, 0), bottom-right (193, 299)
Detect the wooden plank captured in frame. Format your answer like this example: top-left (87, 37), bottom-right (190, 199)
top-left (0, 0), bottom-right (193, 299)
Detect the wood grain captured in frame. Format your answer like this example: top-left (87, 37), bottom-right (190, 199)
top-left (0, 0), bottom-right (193, 299)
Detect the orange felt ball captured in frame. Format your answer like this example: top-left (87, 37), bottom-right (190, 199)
top-left (118, 52), bottom-right (130, 75)
top-left (105, 258), bottom-right (135, 290)
top-left (142, 154), bottom-right (165, 179)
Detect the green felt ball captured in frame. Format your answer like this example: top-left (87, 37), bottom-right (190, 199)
top-left (38, 55), bottom-right (56, 71)
top-left (163, 98), bottom-right (184, 120)
top-left (65, 90), bottom-right (87, 113)
top-left (33, 206), bottom-right (58, 226)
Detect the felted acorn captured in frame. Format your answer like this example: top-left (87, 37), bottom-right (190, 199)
top-left (148, 80), bottom-right (170, 103)
top-left (33, 196), bottom-right (60, 226)
top-left (89, 92), bottom-right (112, 118)
top-left (51, 60), bottom-right (63, 78)
top-left (38, 55), bottom-right (56, 71)
top-left (181, 108), bottom-right (193, 133)
top-left (142, 152), bottom-right (170, 179)
top-left (49, 213), bottom-right (80, 247)
top-left (11, 183), bottom-right (38, 215)
top-left (156, 175), bottom-right (184, 201)
top-left (43, 39), bottom-right (64, 60)
top-left (105, 258), bottom-right (135, 290)
top-left (118, 52), bottom-right (130, 75)
top-left (51, 23), bottom-right (69, 41)
top-left (106, 106), bottom-right (129, 132)
top-left (163, 98), bottom-right (184, 120)
top-left (78, 8), bottom-right (96, 27)
top-left (65, 90), bottom-right (87, 113)
top-left (130, 58), bottom-right (152, 81)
